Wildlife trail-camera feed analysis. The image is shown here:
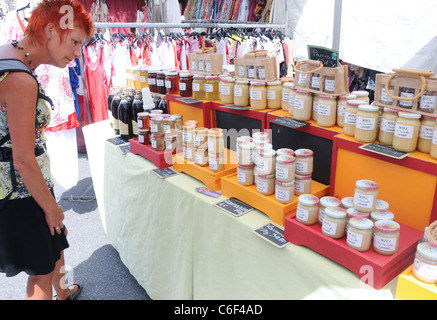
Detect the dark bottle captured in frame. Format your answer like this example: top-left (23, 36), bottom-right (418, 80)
top-left (118, 95), bottom-right (132, 141)
top-left (110, 91), bottom-right (121, 135)
top-left (153, 93), bottom-right (161, 110)
top-left (158, 96), bottom-right (167, 114)
top-left (107, 88), bottom-right (114, 113)
top-left (131, 95), bottom-right (143, 138)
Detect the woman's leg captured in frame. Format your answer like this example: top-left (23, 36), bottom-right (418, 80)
top-left (26, 272), bottom-right (54, 300)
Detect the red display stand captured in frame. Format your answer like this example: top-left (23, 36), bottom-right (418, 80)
top-left (284, 215), bottom-right (423, 289)
top-left (166, 94), bottom-right (213, 128)
top-left (129, 138), bottom-right (179, 169)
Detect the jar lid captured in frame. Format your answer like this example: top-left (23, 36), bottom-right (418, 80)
top-left (423, 115), bottom-right (437, 120)
top-left (370, 209), bottom-right (394, 221)
top-left (319, 94), bottom-right (335, 100)
top-left (137, 112), bottom-right (149, 117)
top-left (417, 242), bottom-right (437, 260)
top-left (276, 154), bottom-right (295, 163)
top-left (320, 196), bottom-right (341, 208)
top-left (164, 133), bottom-right (177, 139)
top-left (339, 94), bottom-right (357, 100)
top-left (295, 148), bottom-right (313, 158)
top-left (276, 148), bottom-right (295, 156)
top-left (383, 107), bottom-right (399, 114)
top-left (258, 148), bottom-right (276, 157)
top-left (237, 136), bottom-right (253, 144)
top-left (341, 196), bottom-right (354, 208)
top-left (205, 75), bottom-right (218, 80)
top-left (165, 71), bottom-right (178, 76)
top-left (237, 164), bottom-right (254, 170)
top-left (283, 82), bottom-right (294, 88)
top-left (250, 81), bottom-right (266, 86)
top-left (179, 72), bottom-right (193, 78)
top-left (298, 194), bottom-right (319, 206)
top-left (221, 77), bottom-right (235, 83)
top-left (376, 199), bottom-right (389, 210)
top-left (151, 133), bottom-right (164, 138)
top-left (209, 152), bottom-right (224, 158)
top-left (253, 131), bottom-right (269, 139)
top-left (173, 114), bottom-right (183, 119)
top-left (347, 207), bottom-right (369, 219)
top-left (374, 220), bottom-right (400, 233)
top-left (295, 173), bottom-right (312, 179)
top-left (235, 80), bottom-right (249, 84)
top-left (349, 217), bottom-right (374, 230)
top-left (346, 99), bottom-right (367, 107)
top-left (151, 109), bottom-right (163, 114)
top-left (355, 179), bottom-right (379, 190)
top-left (267, 81), bottom-right (281, 86)
top-left (275, 180), bottom-right (295, 187)
top-left (138, 129), bottom-right (150, 133)
top-left (253, 141), bottom-right (273, 150)
top-left (194, 75), bottom-right (206, 79)
top-left (195, 127), bottom-right (208, 132)
top-left (398, 111), bottom-right (421, 119)
top-left (358, 104), bottom-right (379, 112)
top-left (351, 90), bottom-right (369, 97)
top-left (324, 206), bottom-right (347, 219)
top-left (150, 116), bottom-right (163, 121)
top-left (258, 173), bottom-right (275, 179)
top-left (296, 89), bottom-right (311, 95)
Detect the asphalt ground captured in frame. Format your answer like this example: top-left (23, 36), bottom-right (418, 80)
top-left (0, 153), bottom-right (151, 300)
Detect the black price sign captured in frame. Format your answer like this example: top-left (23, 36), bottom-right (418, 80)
top-left (307, 45), bottom-right (339, 68)
top-left (270, 116), bottom-right (310, 130)
top-left (359, 142), bottom-right (412, 160)
top-left (214, 198), bottom-right (253, 217)
top-left (253, 223), bottom-right (289, 248)
top-left (152, 167), bottom-right (178, 179)
top-left (177, 97), bottom-right (202, 104)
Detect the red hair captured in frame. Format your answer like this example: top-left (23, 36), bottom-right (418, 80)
top-left (25, 0), bottom-right (94, 45)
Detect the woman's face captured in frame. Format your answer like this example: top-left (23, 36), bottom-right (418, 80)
top-left (47, 26), bottom-right (87, 68)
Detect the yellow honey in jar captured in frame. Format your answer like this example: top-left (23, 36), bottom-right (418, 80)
top-left (417, 115), bottom-right (436, 154)
top-left (205, 75), bottom-right (219, 101)
top-left (392, 112), bottom-right (421, 153)
top-left (378, 107), bottom-right (399, 146)
top-left (317, 94), bottom-right (337, 127)
top-left (266, 81), bottom-right (282, 109)
top-left (346, 218), bottom-right (374, 252)
top-left (344, 100), bottom-right (366, 137)
top-left (234, 80), bottom-right (250, 107)
top-left (250, 81), bottom-right (267, 110)
top-left (354, 104), bottom-right (379, 143)
top-left (293, 90), bottom-right (313, 121)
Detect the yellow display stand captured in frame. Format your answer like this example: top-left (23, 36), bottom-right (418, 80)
top-left (396, 265), bottom-right (437, 300)
top-left (167, 94), bottom-right (213, 128)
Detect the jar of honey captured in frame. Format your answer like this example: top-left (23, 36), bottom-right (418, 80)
top-left (193, 75), bottom-right (205, 100)
top-left (293, 90), bottom-right (313, 121)
top-left (392, 112), bottom-right (421, 152)
top-left (220, 77), bottom-right (235, 104)
top-left (266, 81), bottom-right (282, 109)
top-left (234, 80), bottom-right (250, 107)
top-left (205, 75), bottom-right (219, 101)
top-left (165, 71), bottom-right (179, 94)
top-left (250, 81), bottom-right (267, 110)
top-left (156, 72), bottom-right (166, 94)
top-left (179, 73), bottom-right (193, 97)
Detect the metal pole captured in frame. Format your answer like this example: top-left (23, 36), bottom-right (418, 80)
top-left (94, 22), bottom-right (287, 30)
top-left (332, 0), bottom-right (342, 51)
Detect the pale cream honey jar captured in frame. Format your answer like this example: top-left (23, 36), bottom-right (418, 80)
top-left (392, 112), bottom-right (421, 153)
top-left (413, 242), bottom-right (437, 284)
top-left (353, 179), bottom-right (379, 213)
top-left (321, 206), bottom-right (347, 239)
top-left (346, 218), bottom-right (374, 252)
top-left (296, 194), bottom-right (320, 225)
top-left (318, 196), bottom-right (341, 225)
top-left (354, 104), bottom-right (379, 143)
top-left (373, 220), bottom-right (400, 255)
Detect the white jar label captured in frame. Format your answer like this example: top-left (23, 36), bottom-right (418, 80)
top-left (399, 92), bottom-right (414, 107)
top-left (381, 88), bottom-right (394, 103)
top-left (148, 78), bottom-right (156, 85)
top-left (256, 158), bottom-right (271, 172)
top-left (179, 82), bottom-right (186, 91)
top-left (221, 86), bottom-right (231, 96)
top-left (298, 73), bottom-right (307, 86)
top-left (198, 61), bottom-right (204, 72)
top-left (247, 67), bottom-right (255, 79)
top-left (354, 191), bottom-right (374, 209)
top-left (419, 125), bottom-right (434, 140)
top-left (420, 95), bottom-right (437, 110)
top-left (140, 76), bottom-right (146, 83)
top-left (234, 87), bottom-right (243, 97)
top-left (267, 90), bottom-right (276, 100)
top-left (322, 219), bottom-right (338, 236)
top-left (138, 119), bottom-right (143, 128)
top-left (165, 140), bottom-right (173, 149)
top-left (294, 98), bottom-right (305, 110)
top-left (282, 91), bottom-right (289, 102)
top-left (150, 123), bottom-right (158, 133)
top-left (238, 65), bottom-right (245, 77)
top-left (257, 67), bottom-right (266, 79)
top-left (311, 76), bottom-right (320, 88)
top-left (151, 139), bottom-right (157, 149)
top-left (165, 80), bottom-right (172, 88)
top-left (289, 95), bottom-right (295, 107)
top-left (163, 124), bottom-right (171, 133)
top-left (344, 112), bottom-right (357, 125)
top-left (380, 118), bottom-right (396, 133)
top-left (193, 83), bottom-right (200, 92)
top-left (337, 105), bottom-right (345, 117)
top-left (194, 153), bottom-right (203, 164)
top-left (373, 234), bottom-right (397, 252)
top-left (237, 171), bottom-right (247, 183)
top-left (276, 189), bottom-right (290, 201)
top-left (295, 180), bottom-right (304, 193)
top-left (432, 130), bottom-right (437, 144)
top-left (257, 180), bottom-right (269, 193)
top-left (275, 166), bottom-right (289, 180)
top-left (295, 161), bottom-right (308, 174)
top-left (317, 104), bottom-right (331, 116)
top-left (205, 61), bottom-right (211, 72)
top-left (413, 258), bottom-right (437, 281)
top-left (205, 83), bottom-right (213, 93)
top-left (356, 117), bottom-right (376, 130)
top-left (191, 60), bottom-right (197, 71)
top-left (325, 79), bottom-right (336, 91)
top-left (157, 79), bottom-right (164, 87)
top-left (394, 124), bottom-right (414, 139)
top-left (347, 229), bottom-right (364, 248)
top-left (296, 206), bottom-right (309, 221)
top-left (250, 89), bottom-right (262, 100)
top-left (209, 159), bottom-right (218, 170)
top-left (139, 135), bottom-right (144, 143)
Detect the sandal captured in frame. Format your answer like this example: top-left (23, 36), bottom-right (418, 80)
top-left (65, 283), bottom-right (83, 300)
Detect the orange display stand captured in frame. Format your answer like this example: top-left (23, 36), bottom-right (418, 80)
top-left (221, 173), bottom-right (329, 226)
top-left (172, 149), bottom-right (237, 191)
top-left (284, 215), bottom-right (423, 289)
top-left (331, 133), bottom-right (437, 231)
top-left (129, 138), bottom-right (179, 169)
top-left (395, 265), bottom-right (437, 300)
top-left (166, 94), bottom-right (213, 128)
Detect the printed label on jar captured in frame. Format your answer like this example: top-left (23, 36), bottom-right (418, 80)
top-left (256, 158), bottom-right (271, 172)
top-left (151, 139), bottom-right (157, 149)
top-left (150, 123), bottom-right (159, 133)
top-left (322, 219), bottom-right (338, 236)
top-left (193, 83), bottom-right (200, 92)
top-left (317, 104), bottom-right (331, 116)
top-left (296, 206), bottom-right (309, 221)
top-left (419, 125), bottom-right (434, 140)
top-left (433, 130), bottom-right (437, 144)
top-left (294, 99), bottom-right (305, 110)
top-left (276, 189), bottom-right (290, 201)
top-left (373, 234), bottom-right (397, 252)
top-left (250, 89), bottom-right (262, 100)
top-left (205, 84), bottom-right (213, 93)
top-left (354, 192), bottom-right (374, 209)
top-left (191, 60), bottom-right (197, 71)
top-left (356, 117), bottom-right (376, 130)
top-left (140, 76), bottom-right (146, 83)
top-left (234, 87), bottom-right (243, 97)
top-left (420, 95), bottom-right (437, 111)
top-left (298, 73), bottom-right (307, 86)
top-left (165, 140), bottom-right (173, 149)
top-left (237, 171), bottom-right (247, 183)
top-left (311, 76), bottom-right (320, 89)
top-left (198, 61), bottom-right (204, 72)
top-left (257, 67), bottom-right (266, 79)
top-left (380, 118), bottom-right (396, 133)
top-left (179, 82), bottom-right (186, 91)
top-left (194, 153), bottom-right (203, 164)
top-left (267, 90), bottom-right (276, 100)
top-left (394, 124), bottom-right (414, 139)
top-left (165, 80), bottom-right (172, 89)
top-left (318, 208), bottom-right (325, 223)
top-left (381, 88), bottom-right (394, 103)
top-left (157, 79), bottom-right (164, 87)
top-left (344, 112), bottom-right (357, 125)
top-left (347, 229), bottom-right (364, 248)
top-left (282, 91), bottom-right (289, 102)
top-left (289, 95), bottom-right (295, 107)
top-left (275, 166), bottom-right (289, 180)
top-left (295, 180), bottom-right (304, 193)
top-left (139, 135), bottom-right (145, 143)
top-left (399, 92), bottom-right (414, 107)
top-left (325, 79), bottom-right (336, 92)
top-left (413, 258), bottom-right (437, 281)
top-left (238, 65), bottom-right (245, 77)
top-left (337, 105), bottom-right (345, 116)
top-left (257, 181), bottom-right (269, 193)
top-left (148, 78), bottom-right (156, 85)
top-left (138, 119), bottom-right (143, 128)
top-left (295, 161), bottom-right (308, 174)
top-left (221, 86), bottom-right (231, 96)
top-left (247, 67), bottom-right (255, 79)
top-left (205, 61), bottom-right (211, 73)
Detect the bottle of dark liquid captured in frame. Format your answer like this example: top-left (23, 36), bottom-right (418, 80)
top-left (131, 94), bottom-right (143, 138)
top-left (118, 94), bottom-right (132, 141)
top-left (153, 93), bottom-right (161, 110)
top-left (158, 96), bottom-right (167, 114)
top-left (110, 90), bottom-right (121, 135)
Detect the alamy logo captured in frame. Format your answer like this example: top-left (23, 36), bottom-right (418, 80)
top-left (59, 5), bottom-right (74, 30)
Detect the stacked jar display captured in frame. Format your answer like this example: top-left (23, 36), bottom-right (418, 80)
top-left (237, 136), bottom-right (255, 186)
top-left (182, 120), bottom-right (197, 161)
top-left (208, 128), bottom-right (225, 172)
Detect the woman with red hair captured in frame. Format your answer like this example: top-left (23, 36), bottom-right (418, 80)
top-left (0, 0), bottom-right (94, 300)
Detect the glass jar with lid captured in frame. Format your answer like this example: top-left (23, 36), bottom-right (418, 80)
top-left (255, 148), bottom-right (276, 175)
top-left (398, 87), bottom-right (415, 109)
top-left (351, 90), bottom-right (370, 104)
top-left (250, 81), bottom-right (267, 110)
top-left (237, 164), bottom-right (255, 186)
top-left (380, 85), bottom-right (395, 105)
top-left (219, 77), bottom-right (235, 104)
top-left (138, 129), bottom-right (150, 145)
top-left (253, 141), bottom-right (273, 164)
top-left (205, 75), bottom-right (219, 101)
top-left (237, 141), bottom-right (255, 166)
top-left (252, 131), bottom-right (270, 141)
top-left (418, 90), bottom-right (437, 114)
top-left (392, 112), bottom-right (421, 152)
top-left (296, 194), bottom-right (320, 225)
top-left (354, 179), bottom-right (379, 213)
top-left (288, 87), bottom-right (297, 116)
top-left (234, 80), bottom-right (250, 107)
top-left (163, 116), bottom-right (177, 135)
top-left (208, 128), bottom-right (224, 154)
top-left (282, 82), bottom-right (293, 111)
top-left (193, 75), bottom-right (205, 100)
top-left (276, 148), bottom-right (294, 157)
top-left (195, 147), bottom-right (208, 167)
top-left (165, 71), bottom-right (179, 94)
top-left (275, 180), bottom-right (295, 204)
top-left (137, 112), bottom-right (150, 130)
top-left (156, 72), bottom-right (166, 94)
top-left (182, 124), bottom-right (195, 145)
top-left (318, 196), bottom-right (341, 225)
top-left (337, 94), bottom-right (357, 127)
top-left (341, 196), bottom-right (354, 210)
top-left (275, 154), bottom-right (295, 183)
top-left (317, 94), bottom-right (337, 127)
top-left (373, 220), bottom-right (400, 255)
top-left (370, 209), bottom-right (395, 223)
top-left (413, 242), bottom-right (437, 284)
top-left (179, 73), bottom-right (193, 97)
top-left (256, 173), bottom-right (275, 196)
top-left (344, 100), bottom-right (366, 136)
top-left (346, 218), bottom-right (374, 252)
top-left (194, 127), bottom-right (208, 149)
top-left (310, 73), bottom-right (321, 90)
top-left (430, 120), bottom-right (437, 159)
top-left (293, 90), bottom-right (313, 121)
top-left (379, 107), bottom-right (399, 146)
top-left (323, 75), bottom-right (336, 93)
top-left (354, 104), bottom-right (379, 143)
top-left (148, 71), bottom-right (157, 93)
top-left (266, 81), bottom-right (282, 109)
top-left (151, 133), bottom-right (165, 151)
top-left (150, 116), bottom-right (164, 135)
top-left (311, 94), bottom-right (318, 121)
top-left (209, 152), bottom-right (225, 172)
top-left (164, 133), bottom-right (177, 151)
top-left (346, 207), bottom-right (369, 233)
top-left (321, 207), bottom-right (347, 239)
top-left (417, 115), bottom-right (436, 153)
top-left (294, 173), bottom-right (312, 195)
top-left (376, 199), bottom-right (390, 211)
top-left (294, 148), bottom-right (313, 175)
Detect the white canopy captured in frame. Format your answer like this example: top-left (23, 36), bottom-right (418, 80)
top-left (272, 0), bottom-right (437, 74)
